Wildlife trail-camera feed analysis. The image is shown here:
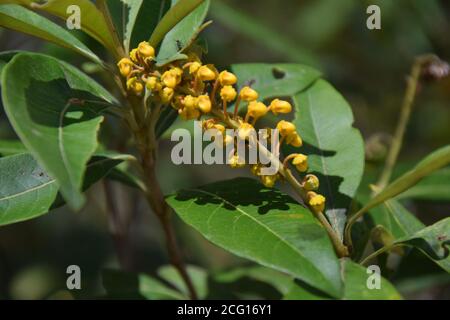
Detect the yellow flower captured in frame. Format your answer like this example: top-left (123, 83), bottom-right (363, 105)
top-left (179, 106), bottom-right (200, 120)
top-left (292, 154), bottom-right (308, 172)
top-left (239, 86), bottom-right (258, 101)
top-left (307, 192), bottom-right (326, 213)
top-left (303, 174), bottom-right (319, 191)
top-left (117, 58), bottom-right (134, 77)
top-left (270, 99), bottom-right (292, 115)
top-left (160, 87), bottom-right (174, 103)
top-left (229, 154), bottom-right (245, 168)
top-left (218, 71), bottom-right (237, 86)
top-left (188, 61), bottom-right (202, 74)
top-left (126, 77), bottom-right (144, 95)
top-left (161, 69), bottom-right (181, 88)
top-left (183, 95), bottom-right (198, 109)
top-left (220, 85), bottom-right (237, 102)
top-left (137, 41), bottom-right (155, 58)
top-left (261, 175), bottom-right (277, 188)
top-left (197, 95), bottom-right (212, 113)
top-left (276, 120), bottom-right (296, 137)
top-left (129, 48), bottom-right (139, 62)
top-left (213, 124), bottom-right (226, 135)
top-left (247, 101), bottom-right (268, 120)
top-left (146, 76), bottom-right (161, 91)
top-left (197, 65), bottom-right (216, 81)
top-left (286, 132), bottom-right (303, 147)
top-left (238, 123), bottom-right (254, 140)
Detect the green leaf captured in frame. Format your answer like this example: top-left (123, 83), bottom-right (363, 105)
top-left (284, 260), bottom-right (402, 300)
top-left (231, 63), bottom-right (322, 101)
top-left (396, 167), bottom-right (450, 201)
top-left (356, 145), bottom-right (450, 217)
top-left (157, 265), bottom-right (208, 299)
top-left (149, 0), bottom-right (207, 48)
top-left (0, 139), bottom-right (27, 156)
top-left (102, 269), bottom-right (185, 300)
top-left (0, 5), bottom-right (102, 64)
top-left (1, 53), bottom-right (116, 209)
top-left (292, 79), bottom-right (365, 239)
top-left (167, 177), bottom-right (343, 298)
top-left (0, 50), bottom-right (20, 77)
top-left (155, 0), bottom-right (210, 66)
top-left (0, 153), bottom-right (132, 226)
top-left (28, 0), bottom-right (116, 54)
top-left (108, 0), bottom-right (171, 52)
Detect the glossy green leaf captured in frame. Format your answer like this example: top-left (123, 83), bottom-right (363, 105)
top-left (2, 53), bottom-right (116, 209)
top-left (284, 259), bottom-right (402, 300)
top-left (293, 79), bottom-right (365, 239)
top-left (231, 63), bottom-right (321, 101)
top-left (167, 177), bottom-right (343, 298)
top-left (357, 145), bottom-right (450, 217)
top-left (0, 153), bottom-right (132, 226)
top-left (0, 139), bottom-right (27, 156)
top-left (28, 0), bottom-right (116, 53)
top-left (155, 0), bottom-right (210, 66)
top-left (0, 50), bottom-right (20, 76)
top-left (396, 167), bottom-right (450, 201)
top-left (0, 5), bottom-right (102, 64)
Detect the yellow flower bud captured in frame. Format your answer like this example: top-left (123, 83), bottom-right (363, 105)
top-left (239, 86), bottom-right (258, 101)
top-left (160, 87), bottom-right (174, 103)
top-left (307, 192), bottom-right (326, 213)
top-left (303, 174), bottom-right (319, 191)
top-left (126, 77), bottom-right (144, 95)
top-left (220, 85), bottom-right (237, 102)
top-left (292, 154), bottom-right (308, 172)
top-left (189, 62), bottom-right (202, 74)
top-left (276, 120), bottom-right (296, 137)
top-left (229, 154), bottom-right (245, 168)
top-left (197, 95), bottom-right (212, 113)
top-left (218, 70), bottom-right (237, 86)
top-left (286, 132), bottom-right (303, 147)
top-left (183, 95), bottom-right (198, 110)
top-left (247, 101), bottom-right (268, 120)
top-left (161, 70), bottom-right (180, 89)
top-left (261, 175), bottom-right (278, 188)
top-left (117, 58), bottom-right (133, 77)
top-left (146, 76), bottom-right (161, 91)
top-left (213, 124), bottom-right (226, 135)
top-left (270, 99), bottom-right (292, 115)
top-left (197, 65), bottom-right (216, 81)
top-left (179, 106), bottom-right (200, 120)
top-left (238, 123), bottom-right (255, 140)
top-left (137, 41), bottom-right (155, 58)
top-left (129, 48), bottom-right (139, 62)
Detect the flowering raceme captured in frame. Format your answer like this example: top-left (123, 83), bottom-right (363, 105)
top-left (117, 41), bottom-right (326, 213)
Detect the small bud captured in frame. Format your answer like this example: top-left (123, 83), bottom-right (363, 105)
top-left (218, 70), bottom-right (237, 86)
top-left (307, 192), bottom-right (326, 213)
top-left (220, 85), bottom-right (237, 102)
top-left (213, 124), bottom-right (226, 135)
top-left (146, 76), bottom-right (161, 91)
top-left (239, 86), bottom-right (258, 101)
top-left (286, 132), bottom-right (303, 147)
top-left (197, 65), bottom-right (216, 81)
top-left (160, 87), bottom-right (174, 103)
top-left (161, 69), bottom-right (181, 89)
top-left (276, 120), bottom-right (296, 137)
top-left (137, 41), bottom-right (155, 58)
top-left (183, 95), bottom-right (198, 109)
top-left (302, 174), bottom-right (319, 191)
top-left (129, 48), bottom-right (139, 62)
top-left (292, 154), bottom-right (308, 172)
top-left (261, 175), bottom-right (277, 188)
top-left (189, 62), bottom-right (202, 74)
top-left (179, 106), bottom-right (200, 120)
top-left (270, 99), bottom-right (292, 115)
top-left (247, 101), bottom-right (268, 120)
top-left (126, 77), bottom-right (144, 95)
top-left (238, 123), bottom-right (255, 140)
top-left (197, 95), bottom-right (212, 113)
top-left (117, 58), bottom-right (133, 77)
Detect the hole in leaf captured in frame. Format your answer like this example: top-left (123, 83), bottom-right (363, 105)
top-left (272, 68), bottom-right (285, 79)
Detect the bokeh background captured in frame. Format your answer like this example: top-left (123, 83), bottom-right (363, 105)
top-left (0, 0), bottom-right (449, 299)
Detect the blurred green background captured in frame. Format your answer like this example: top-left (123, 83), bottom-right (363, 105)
top-left (0, 0), bottom-right (449, 299)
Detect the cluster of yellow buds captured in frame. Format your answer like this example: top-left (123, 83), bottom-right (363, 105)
top-left (117, 41), bottom-right (326, 213)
